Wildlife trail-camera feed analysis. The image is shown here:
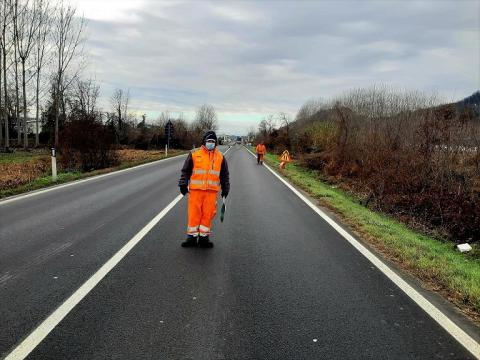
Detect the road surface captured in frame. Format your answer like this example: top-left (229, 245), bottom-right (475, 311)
top-left (0, 145), bottom-right (477, 359)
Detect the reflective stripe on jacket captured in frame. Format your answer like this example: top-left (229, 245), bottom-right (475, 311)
top-left (189, 146), bottom-right (224, 191)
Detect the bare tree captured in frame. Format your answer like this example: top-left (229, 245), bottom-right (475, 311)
top-left (156, 110), bottom-right (170, 125)
top-left (33, 0), bottom-right (51, 146)
top-left (0, 0), bottom-right (13, 150)
top-left (71, 78), bottom-right (99, 116)
top-left (0, 48), bottom-right (2, 149)
top-left (52, 1), bottom-right (84, 146)
top-left (194, 104), bottom-right (218, 132)
top-left (278, 112), bottom-right (291, 135)
top-left (295, 98), bottom-right (324, 123)
top-left (110, 88), bottom-right (129, 130)
top-left (13, 20), bottom-right (20, 146)
top-left (258, 119), bottom-right (267, 138)
top-left (264, 114), bottom-right (276, 135)
top-left (15, 0), bottom-right (41, 148)
top-left (247, 126), bottom-right (256, 142)
top-left (0, 31), bottom-right (3, 147)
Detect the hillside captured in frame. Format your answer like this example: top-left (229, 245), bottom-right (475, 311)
top-left (455, 91), bottom-right (480, 119)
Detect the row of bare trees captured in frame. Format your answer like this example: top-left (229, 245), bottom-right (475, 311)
top-left (0, 0), bottom-right (84, 150)
top-left (107, 104), bottom-right (219, 150)
top-left (257, 112), bottom-right (292, 150)
top-left (256, 87), bottom-right (480, 242)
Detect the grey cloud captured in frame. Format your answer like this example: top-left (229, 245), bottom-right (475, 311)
top-left (79, 0), bottom-right (479, 133)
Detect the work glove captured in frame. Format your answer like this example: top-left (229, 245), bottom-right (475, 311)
top-left (221, 191), bottom-right (228, 199)
top-left (180, 186), bottom-right (189, 196)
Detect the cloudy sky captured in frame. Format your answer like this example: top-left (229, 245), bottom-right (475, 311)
top-left (69, 0), bottom-right (479, 134)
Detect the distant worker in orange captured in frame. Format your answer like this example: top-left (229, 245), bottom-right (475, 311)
top-left (178, 131), bottom-right (230, 248)
top-left (256, 141), bottom-right (266, 165)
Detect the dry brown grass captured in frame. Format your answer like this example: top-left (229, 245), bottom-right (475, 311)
top-left (117, 149), bottom-right (167, 163)
top-left (0, 157), bottom-right (51, 190)
top-left (0, 149), bottom-right (185, 192)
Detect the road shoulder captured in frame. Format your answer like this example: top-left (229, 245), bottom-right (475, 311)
top-left (244, 146), bottom-right (480, 352)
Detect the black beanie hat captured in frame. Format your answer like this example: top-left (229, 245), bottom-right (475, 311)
top-left (202, 131), bottom-right (217, 144)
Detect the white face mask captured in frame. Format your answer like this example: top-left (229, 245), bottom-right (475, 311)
top-left (205, 142), bottom-right (215, 150)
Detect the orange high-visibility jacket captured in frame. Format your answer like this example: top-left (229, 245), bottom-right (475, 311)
top-left (256, 144), bottom-right (266, 155)
top-left (189, 146), bottom-right (224, 192)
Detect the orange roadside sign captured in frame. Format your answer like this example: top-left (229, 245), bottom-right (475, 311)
top-left (280, 150), bottom-right (291, 162)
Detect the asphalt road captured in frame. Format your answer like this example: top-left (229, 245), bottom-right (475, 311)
top-left (0, 145), bottom-right (476, 359)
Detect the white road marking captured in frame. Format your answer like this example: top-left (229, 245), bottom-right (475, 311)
top-left (4, 194), bottom-right (184, 360)
top-left (0, 153), bottom-right (188, 206)
top-left (245, 147), bottom-right (480, 359)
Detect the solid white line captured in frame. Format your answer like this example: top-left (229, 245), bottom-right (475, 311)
top-left (245, 147), bottom-right (480, 359)
top-left (0, 153), bottom-right (187, 206)
top-left (4, 194), bottom-right (184, 360)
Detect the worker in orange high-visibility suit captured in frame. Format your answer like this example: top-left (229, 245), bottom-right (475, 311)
top-left (256, 141), bottom-right (266, 165)
top-left (178, 131), bottom-right (230, 248)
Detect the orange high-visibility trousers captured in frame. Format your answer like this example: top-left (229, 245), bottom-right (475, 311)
top-left (187, 189), bottom-right (218, 237)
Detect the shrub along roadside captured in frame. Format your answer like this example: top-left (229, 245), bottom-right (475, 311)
top-left (259, 88), bottom-right (480, 244)
top-left (259, 149), bottom-right (480, 320)
top-left (0, 150), bottom-right (186, 199)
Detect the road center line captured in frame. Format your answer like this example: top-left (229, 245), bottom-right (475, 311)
top-left (4, 194), bottom-right (184, 360)
top-left (245, 147), bottom-right (480, 359)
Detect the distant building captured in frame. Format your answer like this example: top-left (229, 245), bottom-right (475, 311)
top-left (20, 117), bottom-right (43, 135)
top-left (218, 134), bottom-right (232, 144)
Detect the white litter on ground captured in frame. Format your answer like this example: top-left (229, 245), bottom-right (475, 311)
top-left (455, 243), bottom-right (472, 253)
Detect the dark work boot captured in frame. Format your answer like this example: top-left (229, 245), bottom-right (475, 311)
top-left (181, 235), bottom-right (198, 247)
top-left (198, 235), bottom-right (214, 248)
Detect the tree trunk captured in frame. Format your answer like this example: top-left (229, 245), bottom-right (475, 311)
top-left (0, 44), bottom-right (3, 149)
top-left (3, 41), bottom-right (8, 151)
top-left (14, 45), bottom-right (20, 146)
top-left (61, 94), bottom-right (66, 122)
top-left (54, 80), bottom-right (59, 147)
top-left (35, 67), bottom-right (40, 147)
top-left (22, 60), bottom-right (27, 149)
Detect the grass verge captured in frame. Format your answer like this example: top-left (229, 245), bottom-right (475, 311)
top-left (0, 150), bottom-right (187, 199)
top-left (0, 149), bottom-right (50, 164)
top-left (259, 149), bottom-right (480, 321)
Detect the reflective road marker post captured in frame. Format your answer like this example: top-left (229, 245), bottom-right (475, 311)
top-left (51, 147), bottom-right (57, 182)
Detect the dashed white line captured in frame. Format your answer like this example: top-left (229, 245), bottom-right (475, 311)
top-left (245, 146), bottom-right (480, 359)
